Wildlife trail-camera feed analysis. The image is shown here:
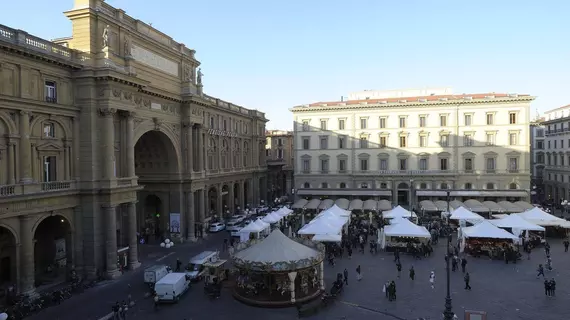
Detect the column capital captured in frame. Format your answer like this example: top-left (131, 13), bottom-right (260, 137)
top-left (98, 108), bottom-right (117, 117)
top-left (20, 110), bottom-right (30, 116)
top-left (121, 110), bottom-right (137, 118)
top-left (183, 120), bottom-right (193, 128)
top-left (127, 200), bottom-right (139, 206)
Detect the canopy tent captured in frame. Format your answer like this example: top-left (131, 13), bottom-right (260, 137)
top-left (419, 200), bottom-right (438, 212)
top-left (318, 199), bottom-right (334, 210)
top-left (321, 204), bottom-right (350, 217)
top-left (490, 214), bottom-right (545, 233)
top-left (275, 207), bottom-right (293, 217)
top-left (239, 219), bottom-right (270, 242)
top-left (434, 200), bottom-right (449, 211)
top-left (363, 199), bottom-right (378, 211)
top-left (463, 199), bottom-right (489, 213)
top-left (482, 201), bottom-right (504, 213)
top-left (449, 200), bottom-right (465, 210)
top-left (349, 199), bottom-right (363, 211)
top-left (382, 205), bottom-right (416, 219)
top-left (292, 199), bottom-right (308, 209)
top-left (383, 218), bottom-right (431, 238)
top-left (377, 200), bottom-right (392, 211)
top-left (517, 207), bottom-right (567, 226)
top-left (514, 201), bottom-right (534, 211)
top-left (449, 206), bottom-right (485, 221)
top-left (298, 215), bottom-right (346, 235)
top-left (262, 212), bottom-right (283, 224)
top-left (312, 233), bottom-right (342, 242)
top-left (234, 229), bottom-right (321, 267)
top-left (315, 211), bottom-right (350, 224)
top-left (498, 201), bottom-right (523, 213)
top-left (461, 220), bottom-right (518, 240)
top-left (305, 199), bottom-right (321, 210)
top-left (334, 198), bottom-right (350, 210)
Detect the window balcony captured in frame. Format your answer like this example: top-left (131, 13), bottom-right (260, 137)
top-left (0, 180), bottom-right (77, 198)
top-left (45, 96), bottom-right (57, 103)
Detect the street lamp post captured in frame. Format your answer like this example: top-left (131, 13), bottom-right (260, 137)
top-left (443, 190), bottom-right (454, 320)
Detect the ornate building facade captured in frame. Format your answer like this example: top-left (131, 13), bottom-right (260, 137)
top-left (0, 0), bottom-right (267, 293)
top-left (291, 88), bottom-right (533, 207)
top-left (542, 105), bottom-right (570, 203)
top-left (265, 130), bottom-right (294, 201)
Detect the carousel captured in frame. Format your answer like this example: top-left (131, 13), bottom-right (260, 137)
top-left (231, 229), bottom-right (326, 307)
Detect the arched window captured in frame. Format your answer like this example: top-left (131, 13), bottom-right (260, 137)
top-left (509, 183), bottom-right (518, 190)
top-left (361, 183), bottom-right (368, 189)
top-left (440, 183), bottom-right (448, 189)
top-left (420, 183), bottom-right (428, 189)
top-left (339, 182), bottom-right (347, 188)
top-left (321, 182), bottom-right (329, 188)
top-left (303, 182), bottom-right (310, 188)
top-left (486, 183), bottom-right (494, 190)
top-left (380, 183), bottom-right (388, 189)
top-left (465, 183), bottom-right (473, 190)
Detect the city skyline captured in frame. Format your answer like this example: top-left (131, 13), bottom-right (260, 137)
top-left (3, 0), bottom-right (569, 129)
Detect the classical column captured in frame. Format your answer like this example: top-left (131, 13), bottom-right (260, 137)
top-left (239, 180), bottom-right (245, 210)
top-left (126, 112), bottom-right (136, 178)
top-left (7, 142), bottom-right (15, 185)
top-left (288, 272), bottom-right (297, 304)
top-left (200, 189), bottom-right (207, 238)
top-left (217, 183), bottom-right (223, 216)
top-left (217, 136), bottom-right (222, 171)
top-left (103, 205), bottom-right (120, 278)
top-left (73, 206), bottom-right (84, 273)
top-left (127, 202), bottom-right (140, 270)
top-left (72, 117), bottom-right (80, 179)
top-left (188, 192), bottom-right (196, 240)
top-left (247, 179), bottom-right (253, 207)
top-left (100, 108), bottom-right (117, 180)
top-left (19, 216), bottom-right (35, 294)
top-left (319, 261), bottom-right (325, 290)
top-left (228, 182), bottom-right (235, 212)
top-left (198, 127), bottom-right (205, 171)
top-left (19, 111), bottom-right (32, 183)
top-left (63, 143), bottom-right (70, 180)
top-left (184, 122), bottom-right (193, 174)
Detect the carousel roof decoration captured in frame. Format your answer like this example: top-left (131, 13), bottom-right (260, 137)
top-left (232, 229), bottom-right (324, 272)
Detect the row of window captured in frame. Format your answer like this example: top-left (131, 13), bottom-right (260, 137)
top-left (208, 114), bottom-right (251, 134)
top-left (547, 172), bottom-right (570, 183)
top-left (301, 181), bottom-right (520, 190)
top-left (303, 112), bottom-right (519, 132)
top-left (541, 153), bottom-right (570, 167)
top-left (301, 156), bottom-right (520, 173)
top-left (302, 132), bottom-right (520, 150)
top-left (547, 122), bottom-right (570, 134)
top-left (546, 138), bottom-right (570, 150)
top-left (266, 149), bottom-right (285, 158)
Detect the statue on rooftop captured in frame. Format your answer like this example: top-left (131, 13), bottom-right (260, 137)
top-left (102, 25), bottom-right (110, 48)
top-left (197, 68), bottom-right (203, 86)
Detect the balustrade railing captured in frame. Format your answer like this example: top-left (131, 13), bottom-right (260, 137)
top-left (0, 181), bottom-right (76, 197)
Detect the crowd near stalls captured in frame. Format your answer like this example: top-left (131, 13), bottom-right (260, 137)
top-left (460, 220), bottom-right (520, 259)
top-left (379, 218), bottom-right (431, 252)
top-left (237, 207), bottom-right (293, 242)
top-left (231, 229), bottom-right (325, 307)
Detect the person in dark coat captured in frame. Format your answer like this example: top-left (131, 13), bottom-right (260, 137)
top-left (464, 272), bottom-right (471, 290)
top-left (409, 266), bottom-right (415, 280)
top-left (461, 257), bottom-right (468, 273)
top-left (343, 268), bottom-right (349, 285)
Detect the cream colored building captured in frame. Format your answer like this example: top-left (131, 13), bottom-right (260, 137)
top-left (0, 0), bottom-right (267, 294)
top-left (542, 105), bottom-right (570, 203)
top-left (265, 130), bottom-right (294, 200)
top-left (291, 88), bottom-right (533, 207)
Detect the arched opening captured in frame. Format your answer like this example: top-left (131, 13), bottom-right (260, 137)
top-left (339, 182), bottom-right (346, 189)
top-left (135, 131), bottom-right (179, 176)
top-left (303, 182), bottom-right (310, 188)
top-left (208, 187), bottom-right (218, 217)
top-left (142, 195), bottom-right (162, 243)
top-left (465, 183), bottom-right (473, 190)
top-left (321, 182), bottom-right (329, 188)
top-left (440, 183), bottom-right (449, 189)
top-left (0, 226), bottom-right (17, 288)
top-left (486, 183), bottom-right (495, 190)
top-left (509, 183), bottom-right (518, 190)
top-left (420, 183), bottom-right (428, 189)
top-left (397, 183), bottom-right (409, 206)
top-left (233, 183), bottom-right (240, 211)
top-left (243, 181), bottom-right (250, 208)
top-left (34, 215), bottom-right (72, 287)
top-left (221, 185), bottom-right (230, 216)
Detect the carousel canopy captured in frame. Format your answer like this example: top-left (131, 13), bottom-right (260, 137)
top-left (449, 206), bottom-right (484, 221)
top-left (312, 233), bottom-right (342, 242)
top-left (490, 214), bottom-right (545, 231)
top-left (482, 201), bottom-right (504, 213)
top-left (363, 199), bottom-right (378, 211)
top-left (449, 200), bottom-right (465, 210)
top-left (349, 199), bottom-right (363, 210)
top-left (463, 199), bottom-right (489, 213)
top-left (334, 198), bottom-right (350, 210)
top-left (384, 218), bottom-right (431, 238)
top-left (383, 205), bottom-right (416, 219)
top-left (498, 201), bottom-right (523, 213)
top-left (434, 200), bottom-right (449, 211)
top-left (262, 212), bottom-right (283, 224)
top-left (461, 220), bottom-right (518, 239)
top-left (318, 199), bottom-right (334, 210)
top-left (233, 229), bottom-right (322, 270)
top-left (514, 201), bottom-right (534, 211)
top-left (419, 200), bottom-right (438, 211)
top-left (378, 200), bottom-right (392, 211)
top-left (292, 199), bottom-right (308, 209)
top-left (319, 204), bottom-right (350, 217)
top-left (305, 199), bottom-right (322, 210)
top-left (517, 207), bottom-right (566, 226)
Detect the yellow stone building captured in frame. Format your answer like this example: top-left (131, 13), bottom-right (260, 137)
top-left (0, 0), bottom-right (268, 293)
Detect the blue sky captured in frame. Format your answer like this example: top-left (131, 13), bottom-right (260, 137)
top-left (4, 0), bottom-right (569, 129)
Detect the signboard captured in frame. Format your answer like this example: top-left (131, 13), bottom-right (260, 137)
top-left (465, 310), bottom-right (487, 320)
top-left (169, 213), bottom-right (181, 233)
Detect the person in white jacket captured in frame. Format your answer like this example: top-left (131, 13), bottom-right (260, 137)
top-left (429, 271), bottom-right (436, 289)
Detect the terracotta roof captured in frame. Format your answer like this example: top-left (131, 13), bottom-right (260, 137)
top-left (308, 93), bottom-right (531, 107)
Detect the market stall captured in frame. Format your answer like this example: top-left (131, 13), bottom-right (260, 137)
top-left (382, 205), bottom-right (418, 222)
top-left (449, 206), bottom-right (485, 226)
top-left (239, 220), bottom-right (270, 242)
top-left (298, 214), bottom-right (347, 236)
top-left (379, 218), bottom-right (431, 251)
top-left (312, 233), bottom-right (342, 243)
top-left (321, 204), bottom-right (350, 218)
top-left (490, 214), bottom-right (545, 245)
top-left (262, 211), bottom-right (284, 224)
top-left (460, 220), bottom-right (518, 258)
top-left (232, 229), bottom-right (325, 307)
top-left (517, 207), bottom-right (570, 237)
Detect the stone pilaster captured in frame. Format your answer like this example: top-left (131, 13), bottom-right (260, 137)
top-left (7, 141), bottom-right (15, 185)
top-left (19, 216), bottom-right (35, 294)
top-left (103, 205), bottom-right (120, 278)
top-left (188, 192), bottom-right (196, 240)
top-left (217, 183), bottom-right (223, 216)
top-left (126, 112), bottom-right (136, 178)
top-left (64, 141), bottom-right (70, 180)
top-left (228, 182), bottom-right (234, 212)
top-left (99, 108), bottom-right (117, 180)
top-left (72, 117), bottom-right (80, 179)
top-left (239, 180), bottom-right (245, 209)
top-left (184, 122), bottom-right (193, 173)
top-left (127, 202), bottom-right (140, 270)
top-left (19, 111), bottom-right (32, 183)
top-left (200, 189), bottom-right (207, 238)
top-left (198, 128), bottom-right (205, 171)
top-left (73, 206), bottom-right (84, 273)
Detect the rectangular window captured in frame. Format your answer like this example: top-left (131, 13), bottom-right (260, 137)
top-left (562, 140), bottom-right (564, 148)
top-left (509, 133), bottom-right (518, 146)
top-left (419, 135), bottom-right (427, 147)
top-left (45, 81), bottom-right (57, 103)
top-left (277, 149), bottom-right (284, 159)
top-left (210, 117), bottom-right (215, 128)
top-left (536, 140), bottom-right (544, 149)
top-left (338, 136), bottom-right (346, 149)
top-left (360, 159), bottom-right (368, 171)
top-left (440, 158), bottom-right (448, 171)
top-left (339, 159), bottom-right (346, 172)
top-left (302, 120), bottom-right (309, 131)
top-left (464, 114), bottom-right (472, 126)
top-left (463, 134), bottom-right (473, 147)
top-left (486, 113), bottom-right (494, 125)
top-left (320, 120), bottom-right (327, 130)
top-left (379, 117), bottom-right (386, 129)
top-left (399, 136), bottom-right (406, 148)
top-left (360, 118), bottom-right (367, 129)
top-left (555, 140), bottom-right (557, 148)
top-left (536, 154), bottom-right (544, 164)
top-left (509, 112), bottom-right (517, 124)
top-left (486, 158), bottom-right (496, 171)
top-left (319, 136), bottom-right (328, 149)
top-left (464, 158), bottom-right (473, 171)
top-left (440, 135), bottom-right (449, 147)
top-left (265, 149), bottom-right (271, 157)
top-left (419, 116), bottom-right (426, 128)
top-left (509, 158), bottom-right (518, 172)
top-left (379, 159), bottom-right (388, 170)
top-left (223, 120), bottom-right (227, 131)
top-left (302, 159), bottom-right (310, 172)
top-left (321, 159), bottom-right (329, 172)
top-left (44, 123), bottom-right (55, 138)
top-left (360, 137), bottom-right (368, 149)
top-left (399, 159), bottom-right (407, 170)
top-left (338, 119), bottom-right (345, 130)
top-left (379, 136), bottom-right (387, 148)
top-left (486, 133), bottom-right (495, 145)
top-left (399, 116), bottom-right (406, 128)
top-left (419, 158), bottom-right (428, 170)
top-left (547, 140), bottom-right (551, 149)
top-left (43, 156), bottom-right (57, 182)
top-left (440, 115), bottom-right (447, 127)
top-left (277, 138), bottom-right (283, 146)
top-left (302, 137), bottom-right (310, 150)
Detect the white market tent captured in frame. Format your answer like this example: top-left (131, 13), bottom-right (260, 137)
top-left (382, 205), bottom-right (417, 219)
top-left (449, 206), bottom-right (485, 221)
top-left (276, 207), bottom-right (293, 217)
top-left (517, 207), bottom-right (567, 227)
top-left (323, 204), bottom-right (350, 217)
top-left (490, 214), bottom-right (545, 238)
top-left (239, 219), bottom-right (270, 242)
top-left (380, 218), bottom-right (430, 249)
top-left (461, 220), bottom-right (518, 240)
top-left (262, 212), bottom-right (283, 224)
top-left (298, 216), bottom-right (345, 235)
top-left (312, 234), bottom-right (342, 242)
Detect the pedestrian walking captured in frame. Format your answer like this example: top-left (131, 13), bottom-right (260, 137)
top-left (394, 249), bottom-right (400, 263)
top-left (343, 268), bottom-right (349, 285)
top-left (564, 239), bottom-right (569, 252)
top-left (451, 255), bottom-right (458, 272)
top-left (464, 272), bottom-right (471, 290)
top-left (461, 257), bottom-right (467, 273)
top-left (537, 264), bottom-right (545, 278)
top-left (545, 242), bottom-right (550, 256)
top-left (409, 266), bottom-right (415, 281)
top-left (356, 265), bottom-right (362, 281)
top-left (175, 258), bottom-right (182, 272)
top-left (382, 281), bottom-right (389, 299)
top-left (544, 279), bottom-right (551, 296)
top-left (429, 271), bottom-right (435, 289)
top-left (550, 278), bottom-right (556, 296)
top-left (396, 262), bottom-right (402, 278)
top-left (389, 281), bottom-right (397, 300)
top-left (153, 294), bottom-right (159, 310)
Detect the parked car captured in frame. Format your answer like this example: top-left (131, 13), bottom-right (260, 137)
top-left (226, 221), bottom-right (242, 232)
top-left (209, 222), bottom-right (226, 233)
top-left (230, 225), bottom-right (243, 237)
top-left (230, 215), bottom-right (246, 223)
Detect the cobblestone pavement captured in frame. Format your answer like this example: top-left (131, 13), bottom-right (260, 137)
top-left (29, 233), bottom-right (570, 320)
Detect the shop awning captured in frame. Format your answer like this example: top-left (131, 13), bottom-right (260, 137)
top-left (318, 199), bottom-right (334, 210)
top-left (514, 201), bottom-right (534, 210)
top-left (296, 189), bottom-right (392, 196)
top-left (334, 198), bottom-right (350, 210)
top-left (377, 200), bottom-right (392, 211)
top-left (463, 199), bottom-right (489, 213)
top-left (292, 199), bottom-right (309, 209)
top-left (363, 200), bottom-right (378, 211)
top-left (349, 199), bottom-right (363, 210)
top-left (305, 199), bottom-right (322, 210)
top-left (498, 201), bottom-right (523, 213)
top-left (482, 201), bottom-right (504, 213)
top-left (419, 200), bottom-right (438, 211)
top-left (434, 201), bottom-right (449, 211)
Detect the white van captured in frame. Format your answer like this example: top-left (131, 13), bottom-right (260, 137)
top-left (144, 265), bottom-right (171, 287)
top-left (154, 273), bottom-right (190, 302)
top-left (185, 251), bottom-right (219, 281)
